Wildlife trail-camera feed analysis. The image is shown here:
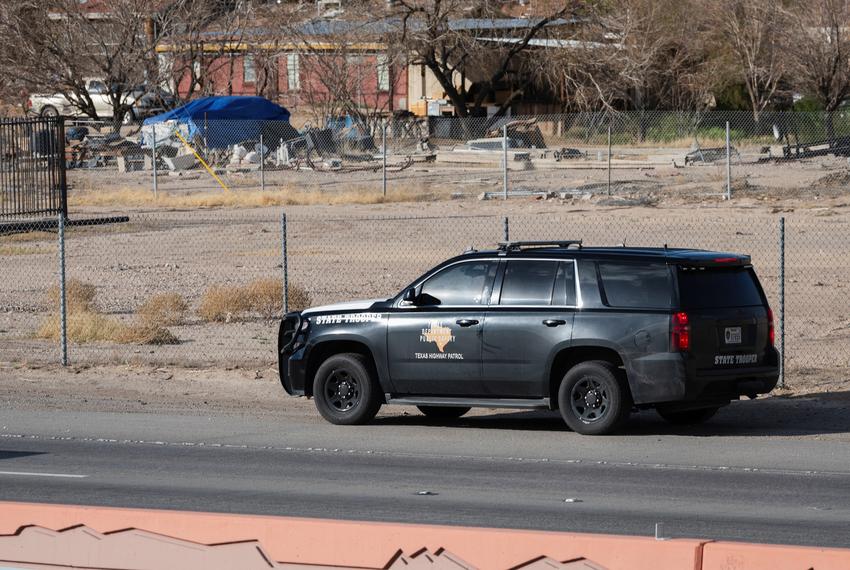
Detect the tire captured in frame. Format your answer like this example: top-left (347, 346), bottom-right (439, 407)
top-left (40, 105), bottom-right (58, 118)
top-left (657, 406), bottom-right (720, 425)
top-left (312, 353), bottom-right (381, 425)
top-left (557, 360), bottom-right (632, 435)
top-left (416, 405), bottom-right (470, 420)
top-left (121, 110), bottom-right (135, 125)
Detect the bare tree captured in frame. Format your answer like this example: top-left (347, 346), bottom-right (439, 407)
top-left (388, 0), bottom-right (573, 118)
top-left (708, 0), bottom-right (790, 122)
top-left (546, 0), bottom-right (721, 138)
top-left (157, 0), bottom-right (254, 101)
top-left (265, 3), bottom-right (405, 134)
top-left (0, 0), bottom-right (166, 129)
top-left (787, 0), bottom-right (850, 140)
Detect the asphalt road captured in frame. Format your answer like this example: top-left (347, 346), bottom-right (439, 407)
top-left (2, 405), bottom-right (850, 547)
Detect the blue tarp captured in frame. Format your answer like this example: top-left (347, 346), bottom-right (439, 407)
top-left (142, 96), bottom-right (291, 149)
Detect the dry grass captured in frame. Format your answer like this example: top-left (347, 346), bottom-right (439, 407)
top-left (137, 293), bottom-right (188, 326)
top-left (0, 230), bottom-right (55, 243)
top-left (0, 245), bottom-right (46, 256)
top-left (68, 187), bottom-right (441, 209)
top-left (197, 279), bottom-right (311, 322)
top-left (46, 279), bottom-right (97, 312)
top-left (197, 285), bottom-right (249, 322)
top-left (116, 323), bottom-right (180, 345)
top-left (37, 281), bottom-right (180, 345)
top-left (36, 312), bottom-right (125, 343)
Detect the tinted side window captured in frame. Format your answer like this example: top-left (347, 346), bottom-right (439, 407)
top-left (552, 261), bottom-right (577, 306)
top-left (598, 262), bottom-right (672, 309)
top-left (500, 260), bottom-right (559, 305)
top-left (677, 267), bottom-right (764, 308)
top-left (419, 261), bottom-right (495, 306)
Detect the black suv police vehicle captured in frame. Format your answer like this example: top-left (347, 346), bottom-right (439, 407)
top-left (278, 241), bottom-right (779, 435)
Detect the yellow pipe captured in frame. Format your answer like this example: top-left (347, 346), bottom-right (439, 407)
top-left (172, 130), bottom-right (230, 192)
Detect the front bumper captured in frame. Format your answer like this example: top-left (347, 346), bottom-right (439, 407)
top-left (277, 313), bottom-right (308, 396)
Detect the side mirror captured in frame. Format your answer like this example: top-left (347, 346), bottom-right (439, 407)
top-left (402, 288), bottom-right (418, 303)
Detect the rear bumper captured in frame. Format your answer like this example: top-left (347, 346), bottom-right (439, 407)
top-left (630, 347), bottom-right (779, 406)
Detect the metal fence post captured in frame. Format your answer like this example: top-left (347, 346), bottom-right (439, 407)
top-left (382, 120), bottom-right (388, 198)
top-left (281, 211), bottom-right (289, 314)
top-left (725, 121), bottom-right (732, 200)
top-left (779, 216), bottom-right (786, 388)
top-left (58, 211), bottom-right (68, 366)
top-left (260, 134), bottom-right (265, 192)
top-left (152, 126), bottom-right (158, 199)
top-left (502, 124), bottom-right (509, 200)
top-left (503, 216), bottom-right (509, 242)
top-left (607, 124), bottom-right (612, 196)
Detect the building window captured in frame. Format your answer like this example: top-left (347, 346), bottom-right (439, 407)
top-left (243, 54), bottom-right (256, 84)
top-left (287, 53), bottom-right (300, 91)
top-left (376, 54), bottom-right (390, 91)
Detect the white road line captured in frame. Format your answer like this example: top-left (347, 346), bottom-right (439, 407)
top-left (0, 471), bottom-right (87, 479)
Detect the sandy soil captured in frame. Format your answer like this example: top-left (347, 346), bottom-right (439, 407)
top-left (2, 195), bottom-right (849, 393)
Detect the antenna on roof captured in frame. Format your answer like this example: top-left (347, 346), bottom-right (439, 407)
top-left (664, 243), bottom-right (668, 249)
top-left (621, 239), bottom-right (626, 247)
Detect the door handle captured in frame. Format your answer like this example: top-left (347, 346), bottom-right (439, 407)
top-left (543, 319), bottom-right (567, 327)
top-left (456, 319), bottom-right (479, 327)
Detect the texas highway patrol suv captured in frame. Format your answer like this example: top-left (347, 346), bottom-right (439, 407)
top-left (278, 241), bottom-right (779, 435)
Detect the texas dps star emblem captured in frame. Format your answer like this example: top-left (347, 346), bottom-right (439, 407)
top-left (420, 322), bottom-right (455, 352)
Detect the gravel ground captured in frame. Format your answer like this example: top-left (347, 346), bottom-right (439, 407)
top-left (2, 195), bottom-right (849, 393)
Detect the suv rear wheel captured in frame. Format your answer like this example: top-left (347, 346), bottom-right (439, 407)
top-left (416, 406), bottom-right (470, 420)
top-left (313, 353), bottom-right (381, 425)
top-left (657, 406), bottom-right (720, 425)
top-left (557, 360), bottom-right (631, 435)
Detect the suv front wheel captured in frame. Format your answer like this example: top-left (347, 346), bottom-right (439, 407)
top-left (557, 360), bottom-right (631, 435)
top-left (313, 353), bottom-right (382, 425)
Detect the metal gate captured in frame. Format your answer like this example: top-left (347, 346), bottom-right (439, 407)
top-left (0, 116), bottom-right (67, 220)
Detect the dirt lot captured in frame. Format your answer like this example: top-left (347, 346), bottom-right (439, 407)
top-left (2, 194), bottom-right (849, 395)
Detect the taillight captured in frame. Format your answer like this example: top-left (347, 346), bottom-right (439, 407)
top-left (767, 308), bottom-right (775, 346)
top-left (27, 99), bottom-right (32, 108)
top-left (671, 312), bottom-right (690, 352)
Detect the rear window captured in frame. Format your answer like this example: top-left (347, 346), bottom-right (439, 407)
top-left (597, 262), bottom-right (672, 309)
top-left (677, 267), bottom-right (764, 308)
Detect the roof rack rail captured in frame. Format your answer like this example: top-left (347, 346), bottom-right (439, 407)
top-left (497, 240), bottom-right (583, 253)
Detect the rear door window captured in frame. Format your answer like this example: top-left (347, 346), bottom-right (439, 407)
top-left (499, 260), bottom-right (560, 306)
top-left (677, 267), bottom-right (764, 308)
top-left (597, 262), bottom-right (673, 309)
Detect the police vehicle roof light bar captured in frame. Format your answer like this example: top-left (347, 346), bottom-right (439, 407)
top-left (497, 240), bottom-right (583, 252)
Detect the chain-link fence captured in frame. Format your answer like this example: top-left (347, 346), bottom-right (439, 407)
top-left (60, 111), bottom-right (850, 203)
top-left (2, 209), bottom-right (848, 388)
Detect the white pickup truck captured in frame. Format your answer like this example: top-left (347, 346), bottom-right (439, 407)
top-left (28, 79), bottom-right (176, 124)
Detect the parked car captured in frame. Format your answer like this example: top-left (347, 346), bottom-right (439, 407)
top-left (277, 241), bottom-right (779, 435)
top-left (28, 79), bottom-right (177, 124)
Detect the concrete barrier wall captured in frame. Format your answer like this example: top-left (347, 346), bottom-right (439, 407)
top-left (0, 502), bottom-right (848, 569)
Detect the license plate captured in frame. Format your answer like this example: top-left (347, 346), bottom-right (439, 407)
top-left (724, 326), bottom-right (742, 344)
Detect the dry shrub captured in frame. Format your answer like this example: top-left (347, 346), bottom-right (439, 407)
top-left (137, 293), bottom-right (188, 326)
top-left (36, 312), bottom-right (124, 343)
top-left (116, 323), bottom-right (180, 345)
top-left (287, 283), bottom-right (311, 312)
top-left (197, 285), bottom-right (249, 322)
top-left (243, 278), bottom-right (283, 319)
top-left (197, 280), bottom-right (311, 321)
top-left (46, 279), bottom-right (97, 313)
top-left (37, 283), bottom-right (181, 345)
